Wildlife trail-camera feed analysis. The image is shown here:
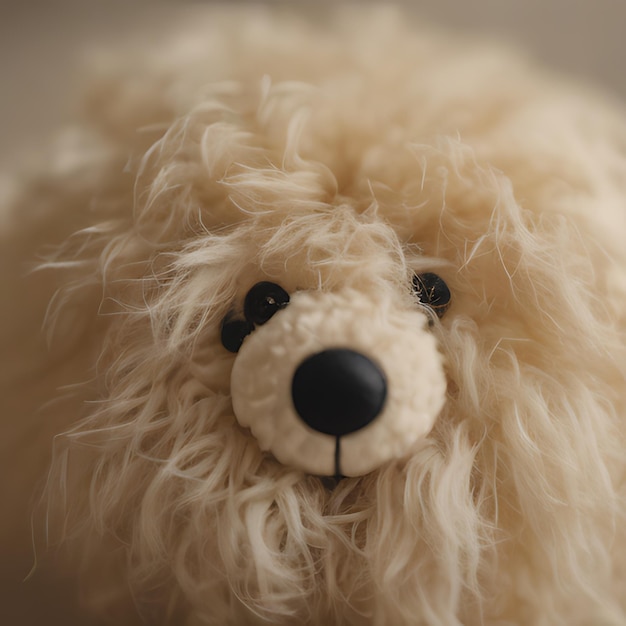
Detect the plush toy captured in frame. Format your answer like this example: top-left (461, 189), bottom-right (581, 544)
top-left (2, 6), bottom-right (626, 625)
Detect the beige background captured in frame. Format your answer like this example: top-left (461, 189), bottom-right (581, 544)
top-left (1, 0), bottom-right (626, 168)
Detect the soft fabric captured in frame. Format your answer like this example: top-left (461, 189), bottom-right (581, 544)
top-left (1, 6), bottom-right (626, 625)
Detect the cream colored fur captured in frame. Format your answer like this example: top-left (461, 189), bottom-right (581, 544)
top-left (2, 6), bottom-right (626, 625)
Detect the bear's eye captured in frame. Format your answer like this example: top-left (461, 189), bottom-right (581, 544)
top-left (412, 273), bottom-right (451, 318)
top-left (244, 281), bottom-right (290, 325)
top-left (221, 315), bottom-right (253, 353)
top-left (220, 282), bottom-right (290, 353)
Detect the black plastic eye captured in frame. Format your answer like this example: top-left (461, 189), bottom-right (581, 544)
top-left (244, 281), bottom-right (290, 325)
top-left (412, 273), bottom-right (451, 318)
top-left (221, 315), bottom-right (253, 353)
top-left (220, 282), bottom-right (290, 353)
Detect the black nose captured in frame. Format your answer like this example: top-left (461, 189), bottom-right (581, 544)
top-left (291, 349), bottom-right (387, 437)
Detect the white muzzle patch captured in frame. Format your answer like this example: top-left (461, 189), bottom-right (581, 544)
top-left (230, 289), bottom-right (446, 477)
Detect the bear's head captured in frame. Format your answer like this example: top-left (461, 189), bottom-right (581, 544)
top-left (39, 8), bottom-right (626, 625)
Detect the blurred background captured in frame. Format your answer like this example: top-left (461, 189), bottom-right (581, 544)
top-left (1, 0), bottom-right (625, 168)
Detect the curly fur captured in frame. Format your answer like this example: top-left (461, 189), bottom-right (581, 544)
top-left (2, 6), bottom-right (626, 625)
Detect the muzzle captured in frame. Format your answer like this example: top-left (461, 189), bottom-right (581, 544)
top-left (230, 289), bottom-right (446, 477)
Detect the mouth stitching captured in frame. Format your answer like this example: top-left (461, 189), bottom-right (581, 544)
top-left (334, 436), bottom-right (343, 480)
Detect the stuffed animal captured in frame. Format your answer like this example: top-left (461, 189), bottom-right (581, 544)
top-left (2, 6), bottom-right (626, 625)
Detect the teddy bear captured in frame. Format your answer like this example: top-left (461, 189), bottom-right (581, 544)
top-left (1, 5), bottom-right (626, 625)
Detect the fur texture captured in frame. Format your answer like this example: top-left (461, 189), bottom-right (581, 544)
top-left (2, 6), bottom-right (626, 625)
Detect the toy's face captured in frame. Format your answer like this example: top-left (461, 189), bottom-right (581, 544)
top-left (85, 74), bottom-right (570, 506)
top-left (172, 130), bottom-right (526, 481)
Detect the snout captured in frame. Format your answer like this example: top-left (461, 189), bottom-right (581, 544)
top-left (292, 349), bottom-right (387, 437)
top-left (230, 289), bottom-right (446, 477)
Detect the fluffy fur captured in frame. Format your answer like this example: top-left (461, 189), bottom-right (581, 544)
top-left (2, 6), bottom-right (626, 625)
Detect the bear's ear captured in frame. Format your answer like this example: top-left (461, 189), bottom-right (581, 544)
top-left (74, 8), bottom-right (249, 155)
top-left (70, 35), bottom-right (264, 239)
top-left (78, 48), bottom-right (185, 155)
top-left (75, 16), bottom-right (219, 153)
top-left (1, 131), bottom-right (134, 358)
top-left (82, 70), bottom-right (175, 151)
